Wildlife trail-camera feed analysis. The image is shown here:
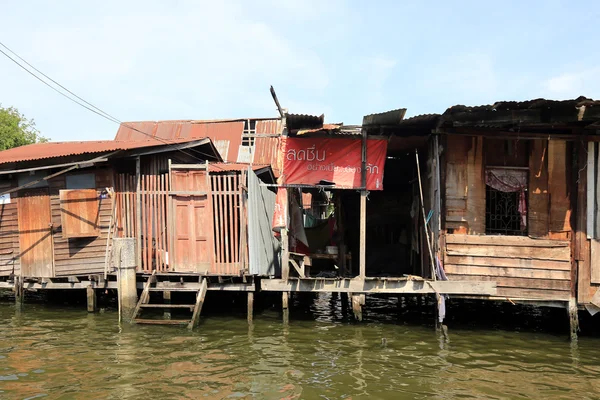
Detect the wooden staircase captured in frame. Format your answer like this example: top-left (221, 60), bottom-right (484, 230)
top-left (132, 271), bottom-right (208, 329)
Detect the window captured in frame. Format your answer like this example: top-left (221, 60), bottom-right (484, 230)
top-left (242, 119), bottom-right (256, 147)
top-left (484, 139), bottom-right (529, 236)
top-left (66, 173), bottom-right (96, 189)
top-left (17, 171), bottom-right (48, 188)
top-left (59, 189), bottom-right (100, 238)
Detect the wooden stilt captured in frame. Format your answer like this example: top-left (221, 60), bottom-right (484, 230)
top-left (351, 293), bottom-right (364, 321)
top-left (86, 285), bottom-right (97, 313)
top-left (247, 292), bottom-right (254, 323)
top-left (568, 297), bottom-right (579, 341)
top-left (163, 291), bottom-right (171, 320)
top-left (14, 276), bottom-right (23, 306)
top-left (282, 292), bottom-right (289, 324)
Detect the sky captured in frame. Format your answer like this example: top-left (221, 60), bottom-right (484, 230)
top-left (0, 0), bottom-right (599, 142)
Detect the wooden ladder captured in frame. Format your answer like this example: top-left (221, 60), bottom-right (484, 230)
top-left (132, 271), bottom-right (208, 329)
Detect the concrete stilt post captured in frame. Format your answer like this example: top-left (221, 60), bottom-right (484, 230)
top-left (114, 238), bottom-right (138, 322)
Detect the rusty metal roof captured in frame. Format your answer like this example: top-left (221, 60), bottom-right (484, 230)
top-left (114, 118), bottom-right (282, 158)
top-left (0, 138), bottom-right (211, 165)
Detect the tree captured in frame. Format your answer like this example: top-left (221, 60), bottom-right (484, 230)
top-left (0, 105), bottom-right (48, 151)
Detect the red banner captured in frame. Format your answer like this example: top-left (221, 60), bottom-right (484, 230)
top-left (281, 137), bottom-right (387, 190)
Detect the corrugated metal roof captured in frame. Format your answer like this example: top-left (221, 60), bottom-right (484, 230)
top-left (285, 113), bottom-right (324, 131)
top-left (115, 120), bottom-right (244, 163)
top-left (0, 138), bottom-right (209, 165)
top-left (441, 96), bottom-right (600, 129)
top-left (362, 108), bottom-right (407, 126)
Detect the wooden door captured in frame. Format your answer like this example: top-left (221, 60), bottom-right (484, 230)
top-left (17, 189), bottom-right (54, 277)
top-left (170, 168), bottom-right (214, 273)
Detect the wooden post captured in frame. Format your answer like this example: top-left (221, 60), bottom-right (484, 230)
top-left (282, 228), bottom-right (290, 280)
top-left (282, 292), bottom-right (289, 323)
top-left (135, 156), bottom-right (142, 271)
top-left (568, 297), bottom-right (579, 341)
top-left (359, 193), bottom-right (367, 278)
top-left (247, 292), bottom-right (254, 323)
top-left (86, 285), bottom-right (97, 313)
top-left (360, 123), bottom-right (368, 279)
top-left (14, 276), bottom-right (23, 306)
top-left (351, 293), bottom-right (364, 321)
top-left (163, 291), bottom-right (171, 320)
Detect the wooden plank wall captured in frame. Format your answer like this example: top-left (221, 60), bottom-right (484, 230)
top-left (210, 171), bottom-right (244, 275)
top-left (50, 169), bottom-right (113, 276)
top-left (0, 180), bottom-right (20, 276)
top-left (444, 234), bottom-right (571, 301)
top-left (528, 140), bottom-right (549, 237)
top-left (445, 136), bottom-right (484, 234)
top-left (548, 141), bottom-right (572, 239)
top-left (139, 156), bottom-right (169, 273)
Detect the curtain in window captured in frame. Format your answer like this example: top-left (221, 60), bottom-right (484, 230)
top-left (485, 168), bottom-right (528, 230)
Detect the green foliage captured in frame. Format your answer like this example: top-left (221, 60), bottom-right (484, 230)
top-left (0, 105), bottom-right (48, 151)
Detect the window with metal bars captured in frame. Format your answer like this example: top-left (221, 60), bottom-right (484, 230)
top-left (485, 185), bottom-right (527, 235)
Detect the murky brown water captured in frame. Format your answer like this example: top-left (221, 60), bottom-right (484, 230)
top-left (1, 293), bottom-right (600, 399)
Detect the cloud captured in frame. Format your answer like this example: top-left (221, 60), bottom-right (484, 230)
top-left (0, 0), bottom-right (330, 140)
top-left (542, 68), bottom-right (600, 98)
top-left (360, 55), bottom-right (397, 110)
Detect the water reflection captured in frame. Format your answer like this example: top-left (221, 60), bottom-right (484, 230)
top-left (1, 295), bottom-right (600, 399)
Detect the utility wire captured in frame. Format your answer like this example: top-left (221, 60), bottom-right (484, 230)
top-left (0, 41), bottom-right (229, 168)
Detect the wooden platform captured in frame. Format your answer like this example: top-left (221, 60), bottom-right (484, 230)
top-left (260, 277), bottom-right (497, 295)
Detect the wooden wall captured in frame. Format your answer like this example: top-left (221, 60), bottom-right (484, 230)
top-left (444, 136), bottom-right (484, 234)
top-left (0, 180), bottom-right (20, 276)
top-left (444, 234), bottom-right (571, 301)
top-left (443, 135), bottom-right (575, 302)
top-left (50, 168), bottom-right (113, 276)
top-left (0, 168), bottom-right (113, 278)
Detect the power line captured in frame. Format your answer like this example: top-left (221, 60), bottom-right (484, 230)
top-left (0, 42), bottom-right (118, 123)
top-left (0, 41), bottom-right (229, 168)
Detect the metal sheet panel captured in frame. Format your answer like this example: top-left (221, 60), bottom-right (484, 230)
top-left (247, 169), bottom-right (280, 276)
top-left (17, 189), bottom-right (54, 277)
top-left (115, 120), bottom-right (244, 163)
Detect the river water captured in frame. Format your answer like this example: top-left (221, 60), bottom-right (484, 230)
top-left (1, 293), bottom-right (600, 399)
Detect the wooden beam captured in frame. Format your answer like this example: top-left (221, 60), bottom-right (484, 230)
top-left (261, 278), bottom-right (497, 295)
top-left (86, 285), bottom-right (96, 312)
top-left (587, 141), bottom-right (595, 238)
top-left (359, 192), bottom-right (367, 278)
top-left (135, 156), bottom-right (142, 271)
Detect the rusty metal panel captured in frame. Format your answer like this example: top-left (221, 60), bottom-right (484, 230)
top-left (170, 168), bottom-right (214, 273)
top-left (17, 189), bottom-right (54, 278)
top-left (255, 119), bottom-right (281, 135)
top-left (253, 137), bottom-right (280, 175)
top-left (59, 189), bottom-right (100, 238)
top-left (114, 120), bottom-right (244, 163)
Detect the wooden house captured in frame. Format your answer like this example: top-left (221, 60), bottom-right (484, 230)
top-left (265, 98), bottom-right (600, 332)
top-left (0, 136), bottom-right (277, 281)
